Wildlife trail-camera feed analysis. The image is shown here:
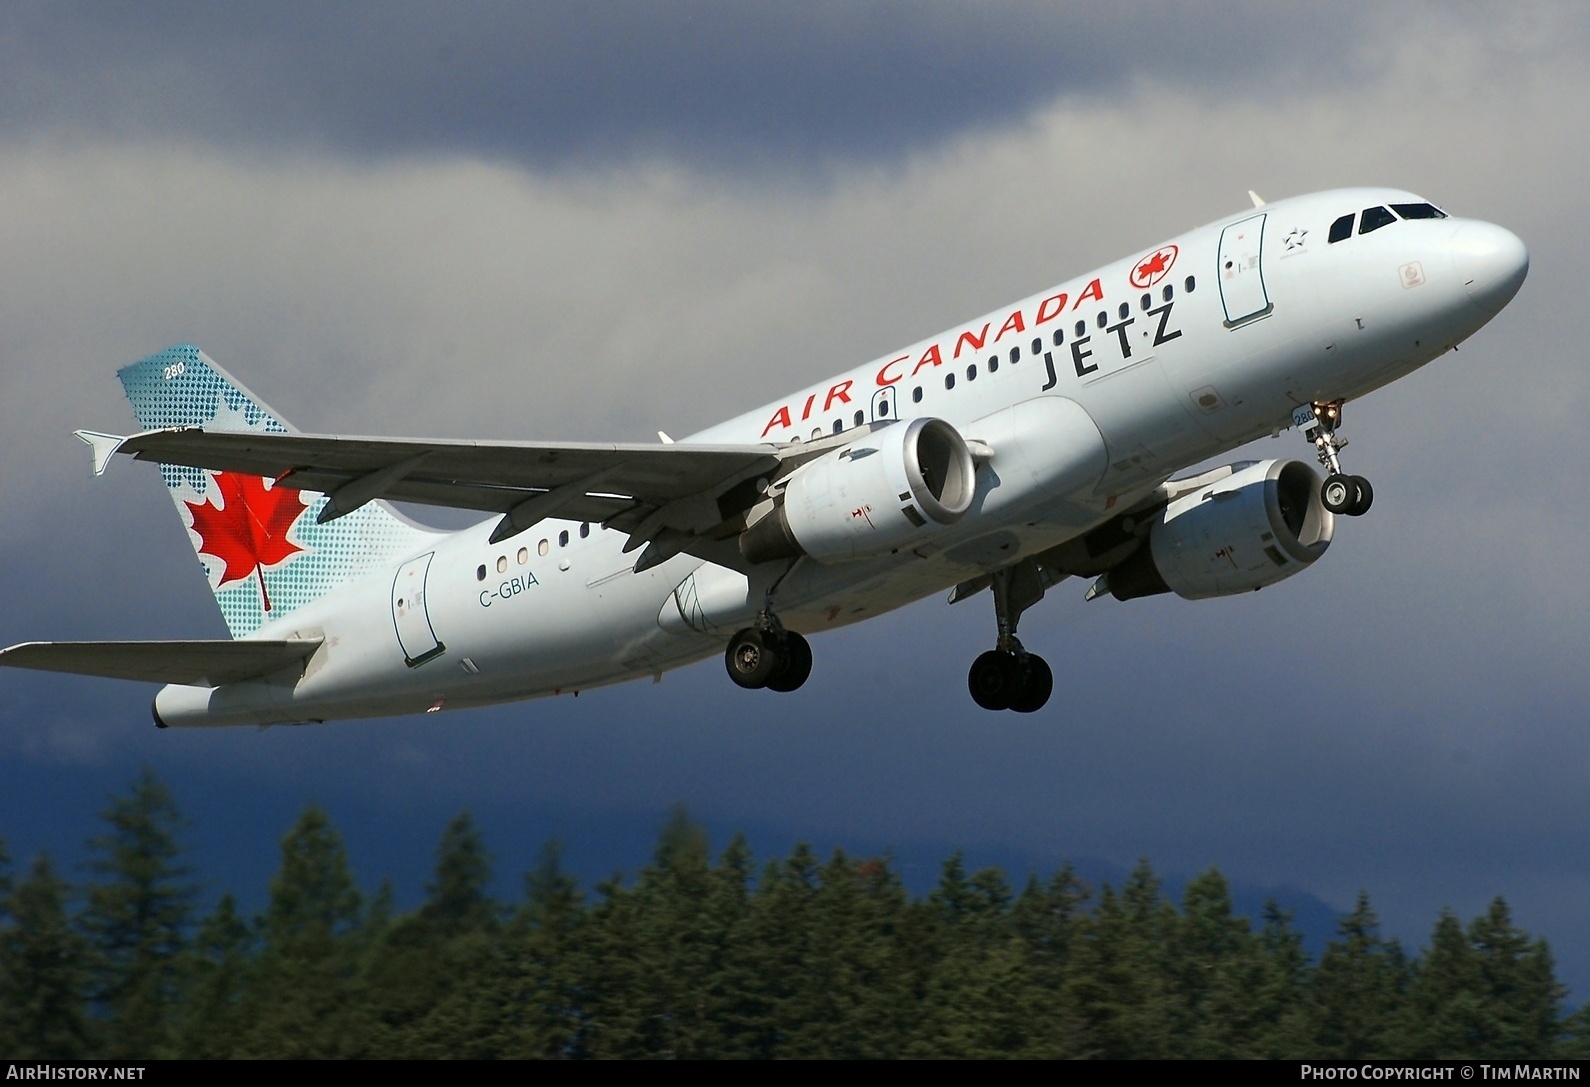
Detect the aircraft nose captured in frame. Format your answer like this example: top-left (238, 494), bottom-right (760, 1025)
top-left (1451, 221), bottom-right (1529, 315)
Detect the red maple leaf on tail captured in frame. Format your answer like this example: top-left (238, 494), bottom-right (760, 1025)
top-left (185, 472), bottom-right (308, 613)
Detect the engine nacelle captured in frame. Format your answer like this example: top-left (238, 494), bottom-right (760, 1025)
top-left (1106, 459), bottom-right (1334, 601)
top-left (740, 417), bottom-right (977, 564)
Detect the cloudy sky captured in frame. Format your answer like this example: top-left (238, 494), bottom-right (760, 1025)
top-left (2, 2), bottom-right (1588, 996)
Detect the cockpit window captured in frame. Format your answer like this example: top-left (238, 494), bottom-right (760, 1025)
top-left (1391, 202), bottom-right (1447, 220)
top-left (1359, 206), bottom-right (1397, 234)
top-left (1328, 214), bottom-right (1354, 243)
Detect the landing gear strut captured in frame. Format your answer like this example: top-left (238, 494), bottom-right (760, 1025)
top-left (967, 563), bottom-right (1053, 713)
top-left (724, 560), bottom-right (813, 693)
top-left (1299, 400), bottom-right (1373, 517)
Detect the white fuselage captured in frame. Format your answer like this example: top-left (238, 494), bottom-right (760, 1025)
top-left (156, 188), bottom-right (1524, 726)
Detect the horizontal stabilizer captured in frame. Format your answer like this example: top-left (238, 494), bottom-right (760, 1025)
top-left (0, 639), bottom-right (322, 687)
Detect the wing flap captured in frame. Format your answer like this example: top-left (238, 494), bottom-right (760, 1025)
top-left (0, 639), bottom-right (322, 687)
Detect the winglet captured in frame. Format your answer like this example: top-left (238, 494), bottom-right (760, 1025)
top-left (1248, 190), bottom-right (1266, 208)
top-left (75, 430), bottom-right (128, 477)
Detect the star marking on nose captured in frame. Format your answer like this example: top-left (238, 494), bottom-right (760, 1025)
top-left (1283, 227), bottom-right (1308, 251)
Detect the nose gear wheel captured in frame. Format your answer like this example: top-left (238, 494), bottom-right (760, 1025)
top-left (1299, 400), bottom-right (1373, 517)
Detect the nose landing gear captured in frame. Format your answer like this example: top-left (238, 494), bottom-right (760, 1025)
top-left (1298, 400), bottom-right (1373, 517)
top-left (967, 563), bottom-right (1053, 713)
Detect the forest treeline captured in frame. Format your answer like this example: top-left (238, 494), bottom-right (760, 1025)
top-left (0, 770), bottom-right (1586, 1060)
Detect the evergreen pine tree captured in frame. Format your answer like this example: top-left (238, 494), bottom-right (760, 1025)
top-left (1062, 867), bottom-right (1177, 1059)
top-left (364, 813), bottom-right (499, 1057)
top-left (1171, 871), bottom-right (1291, 1057)
top-left (1301, 892), bottom-right (1409, 1057)
top-left (78, 767), bottom-right (196, 1058)
top-left (1398, 909), bottom-right (1483, 1056)
top-left (1464, 897), bottom-right (1564, 1056)
top-left (420, 812), bottom-right (496, 936)
top-left (0, 855), bottom-right (93, 1057)
top-left (772, 849), bottom-right (915, 1058)
top-left (491, 838), bottom-right (587, 1059)
top-left (235, 806), bottom-right (367, 1058)
top-left (174, 894), bottom-right (253, 1058)
top-left (1560, 1001), bottom-right (1590, 1058)
top-left (578, 806), bottom-right (727, 1058)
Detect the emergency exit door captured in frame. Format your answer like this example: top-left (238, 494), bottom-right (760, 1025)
top-left (1217, 213), bottom-right (1272, 326)
top-left (870, 385), bottom-right (897, 423)
top-left (391, 552), bottom-right (445, 666)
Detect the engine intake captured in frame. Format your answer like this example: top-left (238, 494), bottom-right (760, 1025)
top-left (1106, 459), bottom-right (1333, 601)
top-left (741, 417), bottom-right (976, 564)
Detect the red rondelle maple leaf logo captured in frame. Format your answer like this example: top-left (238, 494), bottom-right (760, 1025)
top-left (1130, 244), bottom-right (1179, 289)
top-left (185, 472), bottom-right (307, 613)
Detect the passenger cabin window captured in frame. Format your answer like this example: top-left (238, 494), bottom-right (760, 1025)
top-left (1140, 293), bottom-right (1151, 311)
top-left (1162, 284), bottom-right (1174, 302)
top-left (966, 364), bottom-right (977, 381)
top-left (1392, 202), bottom-right (1447, 220)
top-left (811, 427), bottom-right (823, 440)
top-left (945, 373), bottom-right (956, 390)
top-left (1011, 346), bottom-right (1020, 364)
top-left (558, 530), bottom-right (569, 547)
top-left (832, 419), bottom-right (843, 434)
top-left (853, 410), bottom-right (864, 427)
top-left (580, 522), bottom-right (590, 538)
top-left (496, 555), bottom-right (507, 573)
top-left (1053, 329), bottom-right (1064, 346)
top-left (987, 355), bottom-right (998, 374)
top-left (517, 546), bottom-right (528, 564)
top-left (912, 386), bottom-right (923, 403)
top-left (1030, 338), bottom-right (1041, 356)
top-left (1096, 311), bottom-right (1108, 329)
top-left (1074, 320), bottom-right (1086, 338)
top-left (1184, 275), bottom-right (1196, 292)
top-left (538, 539), bottom-right (550, 557)
top-left (476, 564), bottom-right (486, 581)
top-left (1359, 206), bottom-right (1396, 234)
top-left (1328, 213), bottom-right (1354, 243)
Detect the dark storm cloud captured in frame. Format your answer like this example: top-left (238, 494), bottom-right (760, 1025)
top-left (0, 1), bottom-right (1364, 168)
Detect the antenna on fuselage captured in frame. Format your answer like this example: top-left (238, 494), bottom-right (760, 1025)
top-left (1248, 190), bottom-right (1266, 208)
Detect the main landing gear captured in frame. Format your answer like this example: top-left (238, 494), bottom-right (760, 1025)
top-left (968, 564), bottom-right (1053, 713)
top-left (724, 560), bottom-right (812, 693)
top-left (1301, 399), bottom-right (1373, 518)
top-left (725, 620), bottom-right (812, 693)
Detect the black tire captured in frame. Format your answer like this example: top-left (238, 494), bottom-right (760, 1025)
top-left (1321, 473), bottom-right (1356, 515)
top-left (1009, 654), bottom-right (1053, 713)
top-left (1348, 475), bottom-right (1374, 517)
top-left (766, 631), bottom-right (812, 692)
top-left (726, 628), bottom-right (783, 690)
top-left (968, 650), bottom-right (1027, 711)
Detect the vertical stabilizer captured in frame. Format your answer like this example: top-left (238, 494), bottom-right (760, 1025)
top-left (118, 345), bottom-right (440, 638)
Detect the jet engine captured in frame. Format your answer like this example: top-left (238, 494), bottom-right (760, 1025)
top-left (740, 417), bottom-right (977, 564)
top-left (1103, 459), bottom-right (1334, 601)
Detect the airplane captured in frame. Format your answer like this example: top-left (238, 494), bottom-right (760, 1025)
top-left (0, 187), bottom-right (1528, 727)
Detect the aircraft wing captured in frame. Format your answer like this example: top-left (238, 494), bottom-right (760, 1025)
top-left (0, 639), bottom-right (323, 687)
top-left (83, 426), bottom-right (825, 571)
